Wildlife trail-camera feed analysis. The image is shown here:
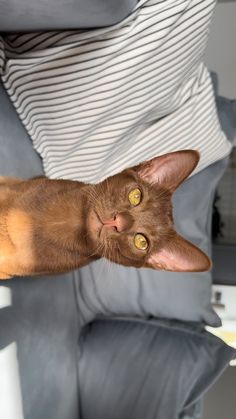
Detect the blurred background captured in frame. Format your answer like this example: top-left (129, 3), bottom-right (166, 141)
top-left (204, 1), bottom-right (236, 418)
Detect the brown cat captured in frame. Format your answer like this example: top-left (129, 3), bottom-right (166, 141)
top-left (0, 150), bottom-right (211, 279)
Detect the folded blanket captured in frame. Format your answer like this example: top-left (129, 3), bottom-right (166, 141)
top-left (0, 0), bottom-right (231, 182)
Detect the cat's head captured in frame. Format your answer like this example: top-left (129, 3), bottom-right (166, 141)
top-left (86, 150), bottom-right (212, 272)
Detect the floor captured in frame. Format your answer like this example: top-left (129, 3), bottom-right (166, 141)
top-left (203, 367), bottom-right (236, 419)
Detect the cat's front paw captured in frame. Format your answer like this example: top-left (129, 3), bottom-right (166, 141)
top-left (0, 272), bottom-right (13, 280)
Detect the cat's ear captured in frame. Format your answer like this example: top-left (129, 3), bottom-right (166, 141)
top-left (144, 233), bottom-right (212, 272)
top-left (134, 150), bottom-right (200, 193)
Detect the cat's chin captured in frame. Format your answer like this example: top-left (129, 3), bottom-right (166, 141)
top-left (87, 209), bottom-right (103, 238)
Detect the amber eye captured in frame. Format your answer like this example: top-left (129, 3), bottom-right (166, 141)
top-left (134, 233), bottom-right (148, 250)
top-left (128, 188), bottom-right (142, 206)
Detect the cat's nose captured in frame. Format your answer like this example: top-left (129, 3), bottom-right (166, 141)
top-left (114, 213), bottom-right (129, 233)
top-left (103, 213), bottom-right (132, 233)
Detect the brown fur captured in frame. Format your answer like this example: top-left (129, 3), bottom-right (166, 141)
top-left (0, 150), bottom-right (212, 279)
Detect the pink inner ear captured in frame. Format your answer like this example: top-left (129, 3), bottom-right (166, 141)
top-left (148, 248), bottom-right (198, 272)
top-left (138, 150), bottom-right (200, 193)
top-left (146, 234), bottom-right (212, 272)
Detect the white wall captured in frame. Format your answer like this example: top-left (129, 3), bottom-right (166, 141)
top-left (205, 1), bottom-right (236, 98)
top-left (0, 287), bottom-right (24, 419)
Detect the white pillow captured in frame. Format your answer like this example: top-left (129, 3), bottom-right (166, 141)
top-left (0, 0), bottom-right (231, 182)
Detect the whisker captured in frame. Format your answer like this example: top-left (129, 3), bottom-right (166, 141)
top-left (86, 240), bottom-right (105, 259)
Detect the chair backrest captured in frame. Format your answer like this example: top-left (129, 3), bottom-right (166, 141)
top-left (0, 0), bottom-right (137, 32)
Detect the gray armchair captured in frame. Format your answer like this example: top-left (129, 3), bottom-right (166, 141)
top-left (0, 3), bottom-right (235, 419)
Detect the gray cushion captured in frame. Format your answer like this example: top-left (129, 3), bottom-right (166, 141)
top-left (216, 96), bottom-right (236, 146)
top-left (76, 156), bottom-right (228, 327)
top-left (211, 72), bottom-right (236, 146)
top-left (0, 0), bottom-right (136, 32)
top-left (78, 319), bottom-right (236, 419)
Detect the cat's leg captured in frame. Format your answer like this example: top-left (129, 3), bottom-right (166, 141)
top-left (0, 272), bottom-right (12, 280)
top-left (0, 228), bottom-right (18, 279)
top-left (0, 176), bottom-right (23, 186)
top-left (0, 241), bottom-right (13, 280)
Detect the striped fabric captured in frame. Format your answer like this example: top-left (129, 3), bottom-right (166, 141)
top-left (0, 0), bottom-right (231, 183)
